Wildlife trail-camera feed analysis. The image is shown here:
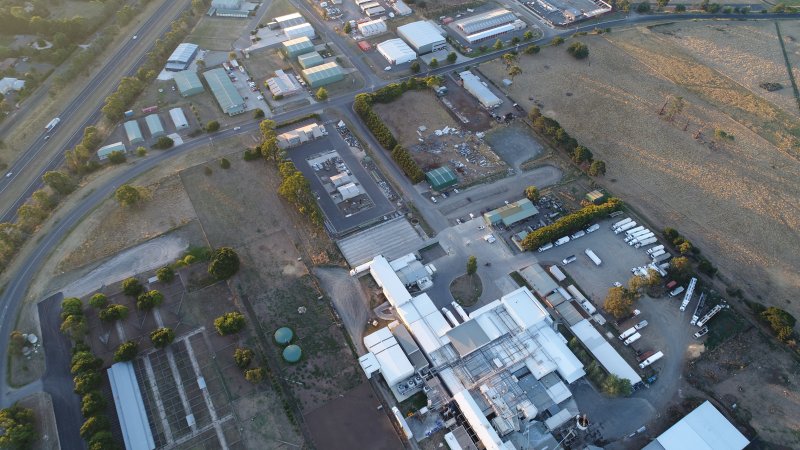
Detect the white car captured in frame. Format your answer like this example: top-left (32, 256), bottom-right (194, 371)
top-left (483, 234), bottom-right (496, 243)
top-left (694, 326), bottom-right (709, 339)
top-left (5, 172), bottom-right (12, 178)
top-left (384, 66), bottom-right (392, 71)
top-left (233, 126), bottom-right (241, 131)
top-left (132, 35), bottom-right (138, 40)
top-left (562, 255), bottom-right (576, 265)
top-left (477, 225), bottom-right (485, 230)
top-left (612, 281), bottom-right (623, 287)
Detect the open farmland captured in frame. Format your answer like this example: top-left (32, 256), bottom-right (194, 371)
top-left (372, 90), bottom-right (507, 183)
top-left (482, 22), bottom-right (800, 317)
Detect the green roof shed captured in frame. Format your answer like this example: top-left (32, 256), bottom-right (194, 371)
top-left (425, 166), bottom-right (457, 191)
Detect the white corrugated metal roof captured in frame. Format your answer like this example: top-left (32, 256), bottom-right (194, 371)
top-left (501, 287), bottom-right (548, 330)
top-left (108, 362), bottom-right (155, 450)
top-left (652, 401), bottom-right (748, 450)
top-left (459, 70), bottom-right (502, 108)
top-left (169, 108), bottom-right (188, 129)
top-left (453, 391), bottom-right (505, 450)
top-left (533, 326), bottom-right (585, 384)
top-left (377, 39), bottom-right (416, 64)
top-left (168, 43), bottom-right (198, 64)
top-left (397, 21), bottom-right (445, 50)
top-left (571, 319), bottom-right (641, 384)
top-left (370, 255), bottom-right (412, 306)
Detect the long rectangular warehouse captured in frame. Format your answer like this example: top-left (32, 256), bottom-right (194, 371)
top-left (459, 70), bottom-right (502, 108)
top-left (203, 68), bottom-right (246, 116)
top-left (301, 61), bottom-right (343, 87)
top-left (455, 9), bottom-right (516, 35)
top-left (108, 362), bottom-right (155, 450)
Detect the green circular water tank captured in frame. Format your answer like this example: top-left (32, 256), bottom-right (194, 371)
top-left (274, 327), bottom-right (294, 345)
top-left (283, 345), bottom-right (302, 363)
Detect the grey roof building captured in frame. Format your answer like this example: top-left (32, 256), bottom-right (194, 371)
top-left (282, 36), bottom-right (315, 58)
top-left (397, 21), bottom-right (447, 54)
top-left (173, 71), bottom-right (204, 97)
top-left (97, 142), bottom-right (127, 161)
top-left (301, 62), bottom-right (344, 87)
top-left (169, 107), bottom-right (189, 130)
top-left (166, 43), bottom-right (199, 72)
top-left (145, 114), bottom-right (165, 138)
top-left (123, 120), bottom-right (144, 145)
top-left (203, 68), bottom-right (246, 116)
top-left (297, 52), bottom-right (324, 69)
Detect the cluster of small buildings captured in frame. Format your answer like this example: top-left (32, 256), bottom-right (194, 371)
top-left (274, 12), bottom-right (317, 39)
top-left (0, 77), bottom-right (24, 96)
top-left (114, 107), bottom-right (190, 158)
top-left (279, 35), bottom-right (345, 88)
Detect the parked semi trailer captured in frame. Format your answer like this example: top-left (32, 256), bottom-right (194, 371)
top-left (653, 252), bottom-right (672, 264)
top-left (611, 217), bottom-right (632, 229)
top-left (614, 222), bottom-right (637, 234)
top-left (635, 237), bottom-right (658, 248)
top-left (585, 249), bottom-right (602, 266)
top-left (680, 277), bottom-right (697, 312)
top-left (624, 333), bottom-right (642, 346)
top-left (646, 244), bottom-right (665, 255)
top-left (629, 232), bottom-right (655, 245)
top-left (619, 326), bottom-right (638, 340)
top-left (624, 226), bottom-right (646, 237)
top-left (637, 350), bottom-right (656, 362)
top-left (639, 351), bottom-right (664, 369)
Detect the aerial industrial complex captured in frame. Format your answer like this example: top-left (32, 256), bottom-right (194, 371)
top-left (0, 0), bottom-right (788, 449)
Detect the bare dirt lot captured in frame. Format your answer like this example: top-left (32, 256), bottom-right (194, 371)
top-left (482, 21), bottom-right (800, 446)
top-left (482, 22), bottom-right (800, 316)
top-left (373, 90), bottom-right (507, 183)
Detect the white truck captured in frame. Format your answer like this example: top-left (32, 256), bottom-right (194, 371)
top-left (45, 117), bottom-right (61, 132)
top-left (639, 351), bottom-right (664, 369)
top-left (634, 320), bottom-right (649, 330)
top-left (614, 221), bottom-right (637, 234)
top-left (570, 230), bottom-right (586, 240)
top-left (624, 226), bottom-right (645, 237)
top-left (611, 217), bottom-right (632, 229)
top-left (624, 333), bottom-right (642, 346)
top-left (680, 277), bottom-right (697, 312)
top-left (537, 243), bottom-right (553, 252)
top-left (646, 245), bottom-right (665, 255)
top-left (585, 249), bottom-right (602, 266)
top-left (554, 236), bottom-right (570, 246)
top-left (669, 286), bottom-right (685, 297)
top-left (619, 326), bottom-right (638, 340)
top-left (628, 232), bottom-right (654, 245)
top-left (635, 237), bottom-right (658, 248)
top-left (585, 224), bottom-right (600, 233)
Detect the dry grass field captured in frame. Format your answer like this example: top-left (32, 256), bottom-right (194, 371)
top-left (482, 23), bottom-right (800, 316)
top-left (482, 22), bottom-right (800, 446)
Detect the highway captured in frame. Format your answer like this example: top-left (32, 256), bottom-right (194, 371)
top-left (0, 0), bottom-right (192, 222)
top-left (0, 6), bottom-right (797, 447)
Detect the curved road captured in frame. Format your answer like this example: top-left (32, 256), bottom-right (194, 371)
top-left (0, 0), bottom-right (192, 222)
top-left (0, 9), bottom-right (797, 445)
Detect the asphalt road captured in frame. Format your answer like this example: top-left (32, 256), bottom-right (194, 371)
top-left (0, 0), bottom-right (192, 223)
top-left (0, 10), bottom-right (798, 447)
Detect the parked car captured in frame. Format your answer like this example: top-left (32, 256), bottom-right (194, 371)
top-left (562, 255), bottom-right (576, 265)
top-left (694, 326), bottom-right (709, 339)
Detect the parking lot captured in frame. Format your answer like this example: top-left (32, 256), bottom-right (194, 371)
top-left (285, 122), bottom-right (395, 234)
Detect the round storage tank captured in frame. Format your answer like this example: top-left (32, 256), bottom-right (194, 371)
top-left (283, 344), bottom-right (302, 363)
top-left (274, 327), bottom-right (294, 345)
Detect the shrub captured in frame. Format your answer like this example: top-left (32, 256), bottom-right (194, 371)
top-left (88, 293), bottom-right (108, 309)
top-left (245, 367), bottom-right (265, 383)
top-left (71, 351), bottom-right (103, 375)
top-left (150, 327), bottom-right (175, 348)
top-left (122, 277), bottom-right (143, 296)
top-left (88, 430), bottom-right (115, 450)
top-left (0, 404), bottom-right (36, 449)
top-left (524, 45), bottom-right (540, 55)
top-left (136, 146), bottom-right (147, 157)
top-left (550, 36), bottom-right (564, 46)
top-left (253, 108), bottom-right (265, 119)
top-left (636, 1), bottom-right (651, 12)
top-left (153, 136), bottom-right (174, 149)
top-left (215, 311), bottom-right (246, 336)
top-left (74, 372), bottom-right (102, 395)
top-left (80, 415), bottom-right (110, 440)
top-left (114, 341), bottom-right (138, 362)
top-left (219, 158), bottom-right (231, 169)
top-left (156, 266), bottom-right (174, 283)
top-left (206, 120), bottom-right (220, 132)
top-left (107, 150), bottom-right (127, 164)
top-left (761, 307), bottom-right (796, 342)
top-left (588, 160), bottom-right (606, 176)
top-left (208, 247), bottom-right (240, 280)
top-left (81, 391), bottom-right (107, 417)
top-left (98, 304), bottom-right (129, 322)
top-left (567, 42), bottom-right (589, 59)
top-left (243, 148), bottom-right (260, 161)
top-left (61, 297), bottom-right (84, 319)
top-left (234, 347), bottom-right (254, 369)
top-left (674, 3), bottom-right (686, 11)
top-left (602, 374), bottom-right (632, 396)
top-left (521, 199), bottom-right (623, 250)
top-left (136, 290), bottom-right (164, 310)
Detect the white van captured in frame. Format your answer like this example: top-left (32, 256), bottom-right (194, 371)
top-left (669, 286), bottom-right (685, 297)
top-left (554, 236), bottom-right (570, 246)
top-left (537, 243), bottom-right (553, 252)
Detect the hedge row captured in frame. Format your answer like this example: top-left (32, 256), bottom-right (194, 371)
top-left (521, 198), bottom-right (623, 250)
top-left (353, 76), bottom-right (442, 182)
top-left (528, 108), bottom-right (607, 176)
top-left (392, 145), bottom-right (425, 183)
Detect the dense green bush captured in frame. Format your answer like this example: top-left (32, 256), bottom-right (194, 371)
top-left (761, 307), bottom-right (796, 341)
top-left (521, 198), bottom-right (623, 250)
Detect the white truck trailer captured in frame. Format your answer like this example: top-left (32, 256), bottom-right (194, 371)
top-left (629, 232), bottom-right (654, 245)
top-left (639, 351), bottom-right (664, 368)
top-left (585, 249), bottom-right (602, 266)
top-left (624, 333), bottom-right (642, 346)
top-left (611, 217), bottom-right (632, 229)
top-left (646, 245), bottom-right (665, 255)
top-left (624, 226), bottom-right (645, 237)
top-left (619, 326), bottom-right (638, 340)
top-left (614, 221), bottom-right (637, 234)
top-left (680, 277), bottom-right (697, 311)
top-left (635, 237), bottom-right (658, 248)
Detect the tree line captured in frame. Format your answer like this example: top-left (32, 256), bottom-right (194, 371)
top-left (520, 198), bottom-right (623, 250)
top-left (353, 76), bottom-right (442, 183)
top-left (527, 108), bottom-right (607, 177)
